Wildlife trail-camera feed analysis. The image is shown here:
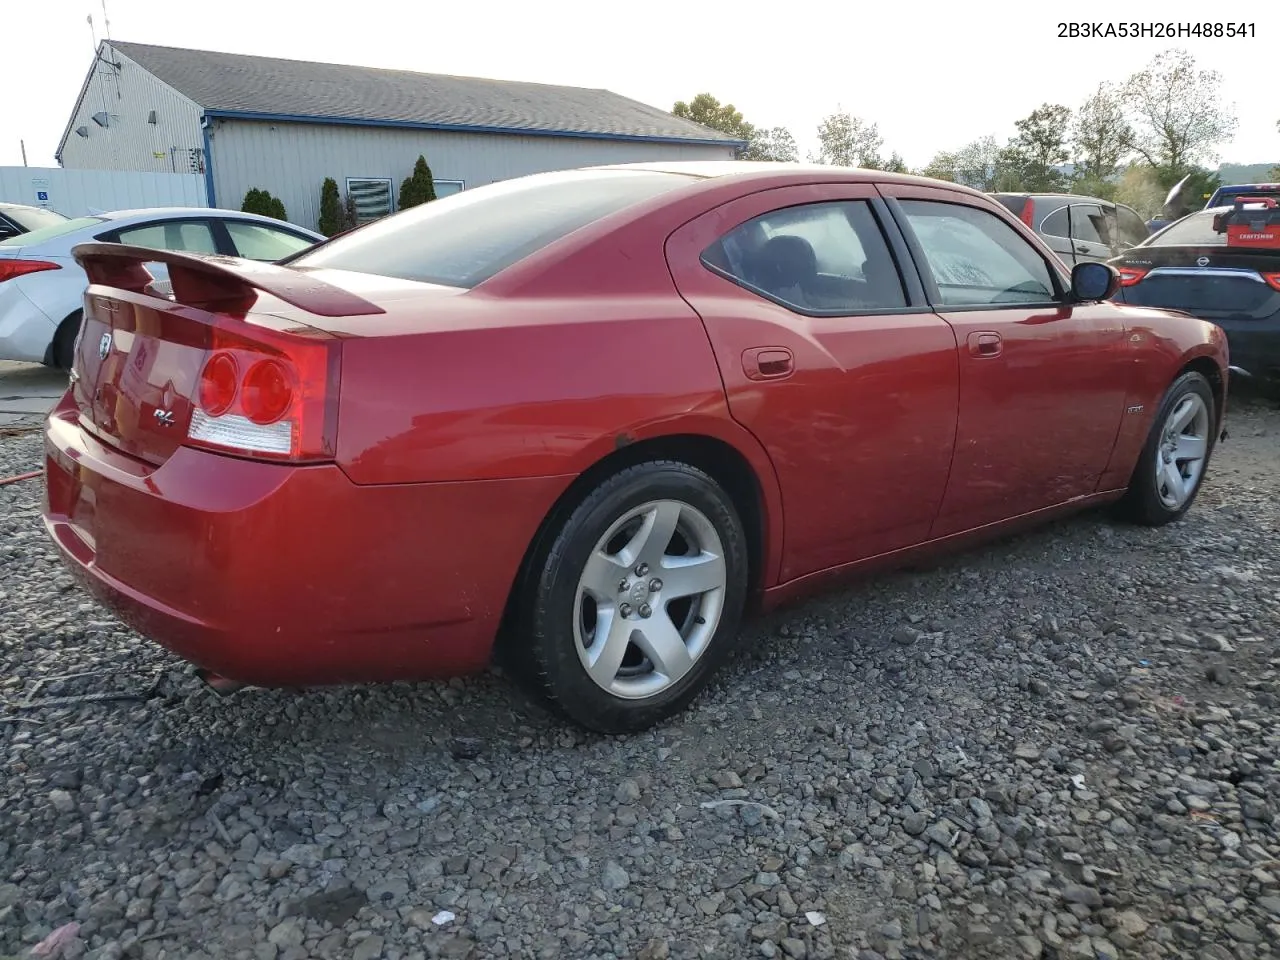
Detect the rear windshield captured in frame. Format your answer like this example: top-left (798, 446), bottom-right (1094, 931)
top-left (0, 215), bottom-right (105, 247)
top-left (1147, 210), bottom-right (1228, 247)
top-left (291, 169), bottom-right (699, 288)
top-left (4, 206), bottom-right (68, 232)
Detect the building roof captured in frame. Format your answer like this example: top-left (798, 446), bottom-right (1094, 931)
top-left (105, 41), bottom-right (743, 147)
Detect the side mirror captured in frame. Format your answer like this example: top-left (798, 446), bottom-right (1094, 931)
top-left (1212, 213), bottom-right (1228, 233)
top-left (1071, 261), bottom-right (1119, 302)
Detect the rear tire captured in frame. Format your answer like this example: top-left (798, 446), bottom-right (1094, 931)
top-left (1114, 371), bottom-right (1216, 526)
top-left (49, 311), bottom-right (82, 371)
top-left (513, 460), bottom-right (749, 734)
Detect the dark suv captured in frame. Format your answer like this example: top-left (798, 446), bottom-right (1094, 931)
top-left (991, 193), bottom-right (1151, 265)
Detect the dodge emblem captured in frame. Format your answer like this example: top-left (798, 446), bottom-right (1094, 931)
top-left (98, 331), bottom-right (112, 360)
top-left (1196, 256), bottom-right (1210, 267)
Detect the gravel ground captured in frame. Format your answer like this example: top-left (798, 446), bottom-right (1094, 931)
top-left (2, 397), bottom-right (1279, 960)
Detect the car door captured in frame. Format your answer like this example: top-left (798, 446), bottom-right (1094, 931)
top-left (1114, 204), bottom-right (1151, 253)
top-left (218, 219), bottom-right (318, 262)
top-left (1034, 203), bottom-right (1078, 266)
top-left (665, 184), bottom-right (959, 583)
top-left (1066, 203), bottom-right (1114, 262)
top-left (878, 186), bottom-right (1132, 537)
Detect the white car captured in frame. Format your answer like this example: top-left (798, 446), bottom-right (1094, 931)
top-left (0, 208), bottom-right (324, 368)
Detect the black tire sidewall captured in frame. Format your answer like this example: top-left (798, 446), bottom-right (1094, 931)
top-left (525, 461), bottom-right (749, 734)
top-left (51, 311), bottom-right (82, 371)
top-left (1125, 371), bottom-right (1216, 525)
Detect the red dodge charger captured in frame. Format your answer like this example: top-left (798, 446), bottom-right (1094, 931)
top-left (41, 162), bottom-right (1228, 733)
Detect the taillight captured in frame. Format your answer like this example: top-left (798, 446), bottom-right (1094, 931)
top-left (198, 353), bottom-right (238, 416)
top-left (1020, 198), bottom-right (1035, 228)
top-left (1117, 267), bottom-right (1148, 287)
top-left (187, 325), bottom-right (339, 463)
top-left (241, 359), bottom-right (293, 424)
top-left (1264, 273), bottom-right (1280, 291)
top-left (0, 259), bottom-right (61, 283)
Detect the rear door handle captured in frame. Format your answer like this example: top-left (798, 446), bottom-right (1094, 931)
top-left (743, 346), bottom-right (794, 380)
top-left (967, 331), bottom-right (1002, 358)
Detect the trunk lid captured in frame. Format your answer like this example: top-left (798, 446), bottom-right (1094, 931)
top-left (70, 243), bottom-right (385, 467)
top-left (1114, 244), bottom-right (1280, 321)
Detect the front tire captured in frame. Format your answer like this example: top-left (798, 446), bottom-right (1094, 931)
top-left (515, 460), bottom-right (749, 734)
top-left (1115, 370), bottom-right (1216, 526)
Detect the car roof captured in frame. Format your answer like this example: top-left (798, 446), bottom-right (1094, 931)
top-left (591, 160), bottom-right (988, 196)
top-left (98, 206), bottom-right (319, 230)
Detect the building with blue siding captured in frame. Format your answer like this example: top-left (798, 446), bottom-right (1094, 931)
top-left (57, 41), bottom-right (743, 231)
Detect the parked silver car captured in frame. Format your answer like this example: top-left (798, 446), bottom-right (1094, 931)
top-left (990, 193), bottom-right (1152, 266)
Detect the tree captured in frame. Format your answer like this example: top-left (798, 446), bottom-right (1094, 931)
top-left (398, 155), bottom-right (438, 210)
top-left (919, 151), bottom-right (959, 182)
top-left (318, 177), bottom-right (343, 237)
top-left (743, 126), bottom-right (798, 162)
top-left (1001, 103), bottom-right (1072, 193)
top-left (882, 152), bottom-right (909, 174)
top-left (672, 93), bottom-right (755, 143)
top-left (241, 187), bottom-right (286, 221)
top-left (1073, 83), bottom-right (1131, 184)
top-left (811, 108), bottom-right (884, 168)
top-left (342, 192), bottom-right (359, 231)
top-left (1121, 49), bottom-right (1238, 181)
top-left (1114, 164), bottom-right (1168, 219)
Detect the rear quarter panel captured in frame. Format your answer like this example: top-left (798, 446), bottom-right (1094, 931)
top-left (333, 293), bottom-right (751, 485)
top-left (1097, 305), bottom-right (1228, 489)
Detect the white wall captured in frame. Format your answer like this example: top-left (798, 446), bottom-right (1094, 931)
top-left (57, 43), bottom-right (204, 174)
top-left (209, 119), bottom-right (737, 232)
top-left (0, 167), bottom-right (208, 217)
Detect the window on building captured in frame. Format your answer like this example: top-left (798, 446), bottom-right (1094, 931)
top-left (345, 178), bottom-right (394, 225)
top-left (433, 180), bottom-right (464, 199)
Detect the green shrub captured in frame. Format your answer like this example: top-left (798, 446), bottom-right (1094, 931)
top-left (318, 178), bottom-right (342, 236)
top-left (241, 187), bottom-right (288, 222)
top-left (397, 155), bottom-right (438, 210)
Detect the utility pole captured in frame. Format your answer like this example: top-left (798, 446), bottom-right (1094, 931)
top-left (20, 140), bottom-right (28, 166)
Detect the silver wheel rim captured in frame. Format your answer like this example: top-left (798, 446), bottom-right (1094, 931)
top-left (1155, 392), bottom-right (1210, 509)
top-left (573, 499), bottom-right (726, 700)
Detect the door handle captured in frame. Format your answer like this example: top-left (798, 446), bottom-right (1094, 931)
top-left (967, 331), bottom-right (1002, 358)
top-left (743, 346), bottom-right (794, 380)
top-left (1075, 244), bottom-right (1090, 254)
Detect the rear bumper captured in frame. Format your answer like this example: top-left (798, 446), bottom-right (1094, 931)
top-left (0, 280), bottom-right (56, 363)
top-left (41, 396), bottom-right (569, 686)
top-left (1217, 316), bottom-right (1280, 382)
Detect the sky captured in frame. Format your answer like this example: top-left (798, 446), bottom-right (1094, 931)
top-left (2, 1), bottom-right (1277, 171)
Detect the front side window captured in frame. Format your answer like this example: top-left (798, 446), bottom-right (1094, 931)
top-left (226, 221), bottom-right (315, 261)
top-left (1116, 206), bottom-right (1150, 248)
top-left (700, 201), bottom-right (907, 314)
top-left (898, 200), bottom-right (1058, 306)
top-left (1068, 204), bottom-right (1110, 245)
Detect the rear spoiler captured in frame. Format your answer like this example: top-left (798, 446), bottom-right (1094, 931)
top-left (71, 242), bottom-right (386, 317)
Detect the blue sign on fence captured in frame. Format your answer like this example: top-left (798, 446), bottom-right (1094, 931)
top-left (36, 191), bottom-right (48, 201)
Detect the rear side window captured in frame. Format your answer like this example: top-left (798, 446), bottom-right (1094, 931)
top-left (5, 206), bottom-right (68, 232)
top-left (114, 220), bottom-right (219, 255)
top-left (701, 201), bottom-right (907, 314)
top-left (899, 200), bottom-right (1058, 306)
top-left (292, 169), bottom-right (698, 288)
top-left (1148, 211), bottom-right (1228, 247)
